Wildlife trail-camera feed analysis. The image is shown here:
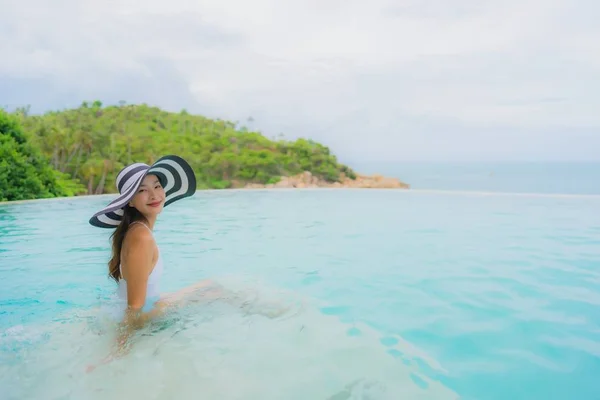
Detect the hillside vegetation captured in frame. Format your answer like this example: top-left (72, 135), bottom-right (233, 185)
top-left (5, 101), bottom-right (357, 198)
top-left (0, 110), bottom-right (85, 201)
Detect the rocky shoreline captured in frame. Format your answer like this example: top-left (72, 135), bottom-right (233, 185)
top-left (242, 171), bottom-right (409, 190)
top-left (0, 171), bottom-right (409, 204)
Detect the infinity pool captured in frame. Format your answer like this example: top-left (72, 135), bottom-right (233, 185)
top-left (1, 189), bottom-right (599, 399)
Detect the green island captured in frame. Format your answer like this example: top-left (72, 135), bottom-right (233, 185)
top-left (0, 101), bottom-right (408, 202)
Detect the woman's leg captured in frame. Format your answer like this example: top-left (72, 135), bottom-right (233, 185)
top-left (159, 279), bottom-right (222, 306)
top-left (159, 279), bottom-right (292, 319)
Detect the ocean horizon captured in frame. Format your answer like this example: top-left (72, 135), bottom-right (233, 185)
top-left (350, 161), bottom-right (600, 196)
top-left (3, 161), bottom-right (599, 207)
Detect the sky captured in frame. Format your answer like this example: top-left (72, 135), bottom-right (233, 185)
top-left (1, 0), bottom-right (599, 163)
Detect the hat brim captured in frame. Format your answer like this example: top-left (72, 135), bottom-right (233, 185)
top-left (89, 155), bottom-right (197, 228)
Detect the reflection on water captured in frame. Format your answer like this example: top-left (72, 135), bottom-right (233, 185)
top-left (0, 206), bottom-right (23, 240)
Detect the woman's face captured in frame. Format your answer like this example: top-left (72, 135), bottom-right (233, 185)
top-left (130, 174), bottom-right (165, 218)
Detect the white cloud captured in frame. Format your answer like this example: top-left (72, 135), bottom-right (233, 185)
top-left (1, 0), bottom-right (599, 162)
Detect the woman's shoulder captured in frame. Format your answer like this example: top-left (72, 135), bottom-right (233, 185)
top-left (121, 224), bottom-right (157, 273)
top-left (124, 223), bottom-right (155, 250)
top-left (120, 224), bottom-right (157, 281)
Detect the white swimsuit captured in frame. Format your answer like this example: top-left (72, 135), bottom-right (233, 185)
top-left (116, 221), bottom-right (164, 311)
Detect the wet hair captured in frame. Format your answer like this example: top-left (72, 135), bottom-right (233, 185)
top-left (107, 205), bottom-right (146, 283)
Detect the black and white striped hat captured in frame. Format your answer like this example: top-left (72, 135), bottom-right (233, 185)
top-left (89, 155), bottom-right (197, 228)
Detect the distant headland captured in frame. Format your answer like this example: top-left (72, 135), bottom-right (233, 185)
top-left (243, 171), bottom-right (408, 189)
top-left (0, 101), bottom-right (408, 202)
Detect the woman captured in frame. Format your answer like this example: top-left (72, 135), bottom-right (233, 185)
top-left (87, 155), bottom-right (211, 369)
top-left (86, 155), bottom-right (289, 371)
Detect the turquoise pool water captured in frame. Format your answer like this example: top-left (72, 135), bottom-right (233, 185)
top-left (1, 189), bottom-right (600, 399)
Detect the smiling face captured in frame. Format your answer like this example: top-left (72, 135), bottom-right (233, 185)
top-left (129, 174), bottom-right (165, 220)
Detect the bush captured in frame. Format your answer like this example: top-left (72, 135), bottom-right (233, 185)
top-left (0, 110), bottom-right (85, 201)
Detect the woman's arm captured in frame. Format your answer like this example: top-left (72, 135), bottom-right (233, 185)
top-left (86, 302), bottom-right (168, 373)
top-left (114, 227), bottom-right (164, 353)
top-left (113, 302), bottom-right (168, 356)
top-left (86, 228), bottom-right (165, 372)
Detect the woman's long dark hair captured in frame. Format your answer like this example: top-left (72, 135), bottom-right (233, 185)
top-left (108, 205), bottom-right (146, 283)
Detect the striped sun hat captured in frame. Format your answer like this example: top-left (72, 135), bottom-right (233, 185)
top-left (89, 155), bottom-right (197, 228)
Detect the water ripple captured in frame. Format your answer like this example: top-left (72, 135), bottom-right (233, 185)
top-left (1, 190), bottom-right (600, 400)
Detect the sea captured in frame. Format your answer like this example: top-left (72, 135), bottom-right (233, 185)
top-left (352, 161), bottom-right (600, 195)
top-left (1, 161), bottom-right (599, 400)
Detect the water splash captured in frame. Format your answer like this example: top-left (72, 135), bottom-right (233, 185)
top-left (2, 275), bottom-right (457, 400)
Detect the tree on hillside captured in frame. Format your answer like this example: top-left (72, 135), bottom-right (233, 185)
top-left (12, 102), bottom-right (357, 194)
top-left (0, 110), bottom-right (85, 201)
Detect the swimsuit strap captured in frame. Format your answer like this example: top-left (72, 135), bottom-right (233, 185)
top-left (130, 221), bottom-right (152, 233)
